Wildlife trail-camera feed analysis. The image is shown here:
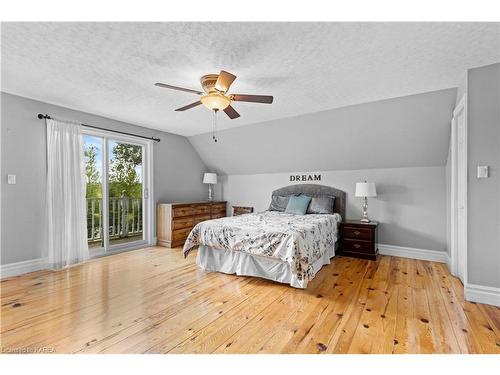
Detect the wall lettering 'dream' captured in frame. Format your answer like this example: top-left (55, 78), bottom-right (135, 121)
top-left (289, 174), bottom-right (321, 182)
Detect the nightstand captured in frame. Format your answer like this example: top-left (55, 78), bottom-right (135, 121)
top-left (232, 206), bottom-right (254, 216)
top-left (338, 220), bottom-right (379, 260)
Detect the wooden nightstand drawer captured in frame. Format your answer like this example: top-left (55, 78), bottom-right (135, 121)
top-left (341, 239), bottom-right (374, 254)
top-left (233, 206), bottom-right (254, 216)
top-left (343, 226), bottom-right (372, 241)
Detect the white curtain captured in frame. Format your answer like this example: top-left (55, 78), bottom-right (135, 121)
top-left (46, 118), bottom-right (89, 269)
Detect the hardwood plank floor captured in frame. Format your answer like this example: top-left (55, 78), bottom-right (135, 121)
top-left (1, 246), bottom-right (499, 354)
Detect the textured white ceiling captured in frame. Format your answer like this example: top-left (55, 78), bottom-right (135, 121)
top-left (1, 22), bottom-right (499, 136)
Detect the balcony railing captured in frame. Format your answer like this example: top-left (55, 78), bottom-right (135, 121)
top-left (87, 197), bottom-right (143, 245)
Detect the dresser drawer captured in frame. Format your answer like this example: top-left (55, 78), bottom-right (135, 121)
top-left (172, 227), bottom-right (192, 242)
top-left (193, 214), bottom-right (211, 225)
top-left (193, 205), bottom-right (211, 215)
top-left (211, 203), bottom-right (226, 212)
top-left (172, 216), bottom-right (193, 230)
top-left (341, 239), bottom-right (374, 254)
top-left (343, 226), bottom-right (372, 241)
top-left (172, 206), bottom-right (194, 218)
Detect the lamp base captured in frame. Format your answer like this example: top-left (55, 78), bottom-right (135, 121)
top-left (208, 185), bottom-right (213, 201)
top-left (361, 197), bottom-right (370, 223)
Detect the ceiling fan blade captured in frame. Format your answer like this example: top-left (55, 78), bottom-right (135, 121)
top-left (223, 105), bottom-right (240, 119)
top-left (231, 94), bottom-right (273, 104)
top-left (155, 82), bottom-right (203, 95)
top-left (215, 70), bottom-right (237, 93)
top-left (175, 101), bottom-right (202, 111)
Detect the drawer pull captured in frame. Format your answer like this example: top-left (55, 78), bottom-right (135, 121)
top-left (354, 231), bottom-right (361, 235)
top-left (353, 244), bottom-right (361, 249)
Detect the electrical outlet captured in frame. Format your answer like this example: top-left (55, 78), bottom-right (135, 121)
top-left (7, 174), bottom-right (16, 184)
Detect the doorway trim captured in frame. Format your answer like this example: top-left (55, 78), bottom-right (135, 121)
top-left (450, 94), bottom-right (468, 284)
top-left (82, 126), bottom-right (155, 254)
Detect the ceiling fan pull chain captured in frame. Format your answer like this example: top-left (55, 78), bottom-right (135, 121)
top-left (215, 110), bottom-right (218, 142)
top-left (212, 110), bottom-right (218, 143)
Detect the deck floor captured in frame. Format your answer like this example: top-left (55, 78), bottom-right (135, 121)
top-left (1, 246), bottom-right (499, 354)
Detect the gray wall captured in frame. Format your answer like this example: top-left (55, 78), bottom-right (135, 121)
top-left (217, 167), bottom-right (447, 251)
top-left (192, 89), bottom-right (455, 253)
top-left (189, 88), bottom-right (457, 175)
top-left (466, 63), bottom-right (500, 288)
top-left (1, 92), bottom-right (207, 265)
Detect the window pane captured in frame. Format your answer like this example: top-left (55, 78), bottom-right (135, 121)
top-left (83, 135), bottom-right (103, 249)
top-left (108, 140), bottom-right (143, 246)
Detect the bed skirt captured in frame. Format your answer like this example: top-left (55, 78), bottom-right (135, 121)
top-left (196, 243), bottom-right (336, 289)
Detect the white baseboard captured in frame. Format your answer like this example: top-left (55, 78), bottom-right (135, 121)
top-left (0, 258), bottom-right (48, 278)
top-left (464, 283), bottom-right (500, 307)
top-left (378, 244), bottom-right (447, 263)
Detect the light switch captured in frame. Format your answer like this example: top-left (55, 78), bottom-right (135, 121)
top-left (7, 174), bottom-right (16, 184)
top-left (477, 166), bottom-right (489, 179)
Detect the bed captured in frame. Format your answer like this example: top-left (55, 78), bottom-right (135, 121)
top-left (183, 184), bottom-right (346, 288)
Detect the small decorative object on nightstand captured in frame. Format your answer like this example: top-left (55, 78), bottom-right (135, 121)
top-left (338, 220), bottom-right (378, 260)
top-left (355, 181), bottom-right (377, 223)
top-left (203, 173), bottom-right (217, 201)
top-left (232, 206), bottom-right (254, 216)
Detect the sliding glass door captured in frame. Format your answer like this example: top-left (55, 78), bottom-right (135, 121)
top-left (83, 131), bottom-right (152, 255)
top-left (107, 140), bottom-right (144, 247)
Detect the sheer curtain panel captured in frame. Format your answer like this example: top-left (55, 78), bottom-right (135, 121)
top-left (46, 118), bottom-right (89, 268)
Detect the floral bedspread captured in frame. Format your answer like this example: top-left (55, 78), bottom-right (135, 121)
top-left (183, 211), bottom-right (341, 283)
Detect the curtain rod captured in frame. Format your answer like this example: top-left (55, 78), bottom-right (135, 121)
top-left (37, 114), bottom-right (160, 142)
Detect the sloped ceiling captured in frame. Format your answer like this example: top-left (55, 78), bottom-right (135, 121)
top-left (189, 88), bottom-right (457, 175)
top-left (1, 22), bottom-right (499, 136)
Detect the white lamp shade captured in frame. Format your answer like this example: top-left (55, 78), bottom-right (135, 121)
top-left (203, 173), bottom-right (217, 184)
top-left (355, 182), bottom-right (377, 197)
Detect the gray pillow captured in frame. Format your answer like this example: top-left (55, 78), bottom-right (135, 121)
top-left (268, 195), bottom-right (290, 211)
top-left (307, 196), bottom-right (335, 214)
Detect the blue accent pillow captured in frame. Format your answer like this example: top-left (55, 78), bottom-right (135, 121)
top-left (285, 195), bottom-right (312, 215)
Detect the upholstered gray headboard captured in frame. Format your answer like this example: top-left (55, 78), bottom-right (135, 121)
top-left (271, 184), bottom-right (346, 219)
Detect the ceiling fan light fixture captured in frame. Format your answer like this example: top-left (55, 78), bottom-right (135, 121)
top-left (200, 93), bottom-right (231, 111)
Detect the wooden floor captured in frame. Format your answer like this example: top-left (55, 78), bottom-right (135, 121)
top-left (1, 246), bottom-right (499, 354)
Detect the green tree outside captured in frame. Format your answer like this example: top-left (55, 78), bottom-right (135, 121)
top-left (108, 143), bottom-right (142, 199)
top-left (84, 140), bottom-right (143, 241)
top-left (85, 144), bottom-right (102, 198)
top-left (84, 142), bottom-right (143, 199)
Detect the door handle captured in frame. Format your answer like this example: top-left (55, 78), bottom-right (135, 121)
top-left (354, 244), bottom-right (361, 249)
top-left (354, 231), bottom-right (360, 235)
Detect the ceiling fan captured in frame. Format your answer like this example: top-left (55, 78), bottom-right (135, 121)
top-left (155, 70), bottom-right (273, 119)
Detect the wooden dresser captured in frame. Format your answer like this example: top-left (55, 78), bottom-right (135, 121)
top-left (338, 220), bottom-right (379, 260)
top-left (157, 201), bottom-right (227, 248)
